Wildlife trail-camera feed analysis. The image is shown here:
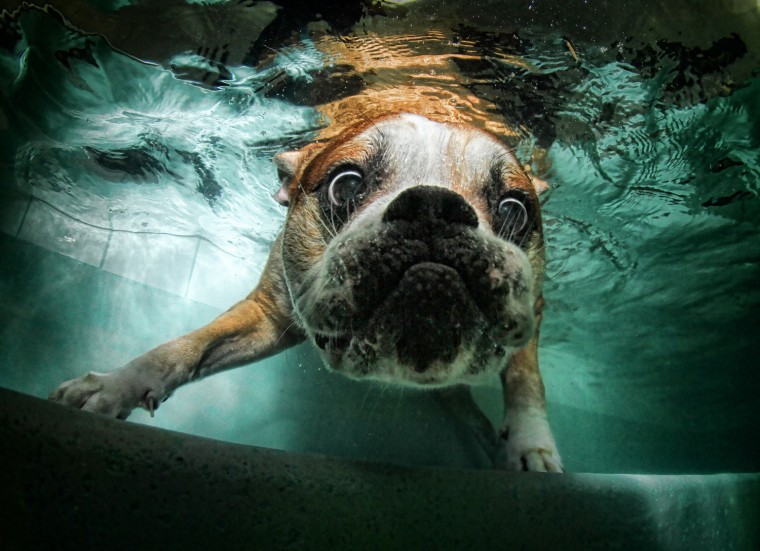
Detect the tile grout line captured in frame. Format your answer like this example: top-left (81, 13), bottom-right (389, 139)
top-left (184, 237), bottom-right (202, 299)
top-left (99, 228), bottom-right (114, 270)
top-left (15, 194), bottom-right (33, 238)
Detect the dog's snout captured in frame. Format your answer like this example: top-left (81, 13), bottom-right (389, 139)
top-left (383, 186), bottom-right (478, 227)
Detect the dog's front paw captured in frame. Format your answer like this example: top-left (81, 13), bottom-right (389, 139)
top-left (496, 407), bottom-right (564, 473)
top-left (49, 368), bottom-right (161, 420)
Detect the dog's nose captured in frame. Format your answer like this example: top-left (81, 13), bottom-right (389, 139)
top-left (383, 185), bottom-right (478, 227)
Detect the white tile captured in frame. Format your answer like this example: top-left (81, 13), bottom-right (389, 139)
top-left (17, 199), bottom-right (109, 267)
top-left (102, 231), bottom-right (199, 296)
top-left (186, 239), bottom-right (261, 309)
top-left (0, 190), bottom-right (31, 237)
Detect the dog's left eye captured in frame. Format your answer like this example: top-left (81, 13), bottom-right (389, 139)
top-left (494, 192), bottom-right (533, 241)
top-left (498, 196), bottom-right (529, 231)
top-left (328, 170), bottom-right (365, 206)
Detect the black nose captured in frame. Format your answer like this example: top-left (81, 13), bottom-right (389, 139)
top-left (383, 186), bottom-right (478, 227)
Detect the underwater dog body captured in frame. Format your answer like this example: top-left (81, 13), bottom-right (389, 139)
top-left (51, 113), bottom-right (563, 472)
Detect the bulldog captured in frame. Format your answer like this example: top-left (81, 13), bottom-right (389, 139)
top-left (50, 113), bottom-right (563, 472)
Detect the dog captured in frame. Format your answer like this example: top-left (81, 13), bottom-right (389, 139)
top-left (50, 113), bottom-right (563, 472)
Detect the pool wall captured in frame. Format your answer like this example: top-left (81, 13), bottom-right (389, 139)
top-left (1, 386), bottom-right (758, 550)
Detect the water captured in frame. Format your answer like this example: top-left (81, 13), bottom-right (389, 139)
top-left (0, 0), bottom-right (758, 474)
top-left (2, 4), bottom-right (325, 259)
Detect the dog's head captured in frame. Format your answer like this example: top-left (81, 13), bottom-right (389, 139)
top-left (275, 114), bottom-right (546, 387)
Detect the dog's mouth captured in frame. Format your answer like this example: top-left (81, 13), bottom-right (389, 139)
top-left (313, 332), bottom-right (351, 351)
top-left (312, 261), bottom-right (486, 370)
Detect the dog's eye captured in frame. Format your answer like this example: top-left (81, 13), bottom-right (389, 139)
top-left (328, 170), bottom-right (365, 206)
top-left (496, 196), bottom-right (530, 234)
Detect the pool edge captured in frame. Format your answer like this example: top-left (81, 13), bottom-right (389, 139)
top-left (1, 386), bottom-right (757, 550)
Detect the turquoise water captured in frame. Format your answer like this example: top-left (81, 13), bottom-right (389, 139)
top-left (1, 1), bottom-right (758, 473)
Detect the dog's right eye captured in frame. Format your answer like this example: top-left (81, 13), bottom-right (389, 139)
top-left (328, 170), bottom-right (365, 206)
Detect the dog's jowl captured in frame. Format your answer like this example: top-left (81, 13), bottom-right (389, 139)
top-left (51, 114), bottom-right (563, 473)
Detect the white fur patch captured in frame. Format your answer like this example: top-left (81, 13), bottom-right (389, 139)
top-left (499, 406), bottom-right (564, 472)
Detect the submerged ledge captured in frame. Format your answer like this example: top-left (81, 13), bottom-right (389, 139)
top-left (1, 386), bottom-right (757, 550)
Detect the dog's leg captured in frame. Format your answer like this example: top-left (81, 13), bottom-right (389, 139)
top-left (50, 234), bottom-right (304, 419)
top-left (495, 297), bottom-right (563, 472)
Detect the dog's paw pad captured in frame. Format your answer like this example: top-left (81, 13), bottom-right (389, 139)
top-left (521, 448), bottom-right (564, 473)
top-left (49, 372), bottom-right (104, 406)
top-left (49, 371), bottom-right (135, 419)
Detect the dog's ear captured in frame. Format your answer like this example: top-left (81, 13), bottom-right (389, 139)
top-left (531, 174), bottom-right (550, 195)
top-left (273, 151), bottom-right (301, 206)
top-left (273, 143), bottom-right (322, 206)
top-left (523, 163), bottom-right (549, 195)
top-left (524, 148), bottom-right (551, 195)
